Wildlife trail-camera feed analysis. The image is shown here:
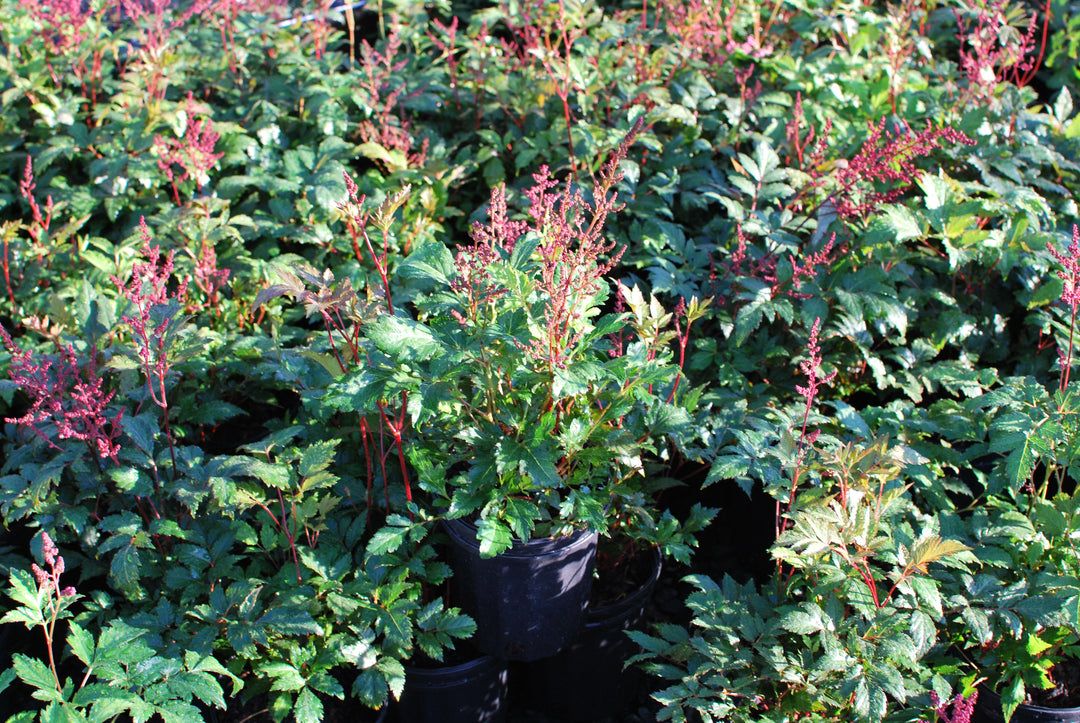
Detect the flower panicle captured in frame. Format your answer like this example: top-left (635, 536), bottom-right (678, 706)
top-left (32, 532), bottom-right (76, 599)
top-left (796, 318), bottom-right (837, 408)
top-left (0, 325), bottom-right (123, 463)
top-left (924, 690), bottom-right (978, 723)
top-left (1047, 224), bottom-right (1080, 311)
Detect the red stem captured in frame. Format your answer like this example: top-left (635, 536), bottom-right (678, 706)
top-left (277, 490), bottom-right (302, 583)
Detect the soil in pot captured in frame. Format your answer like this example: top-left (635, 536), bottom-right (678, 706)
top-left (520, 542), bottom-right (663, 721)
top-left (975, 660), bottom-right (1080, 723)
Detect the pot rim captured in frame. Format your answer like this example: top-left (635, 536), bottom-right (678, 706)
top-left (442, 517), bottom-right (597, 558)
top-left (979, 683), bottom-right (1080, 715)
top-left (586, 544), bottom-right (663, 626)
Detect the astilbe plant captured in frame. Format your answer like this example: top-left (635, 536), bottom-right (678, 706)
top-left (0, 328), bottom-right (122, 467)
top-left (1046, 224), bottom-right (1080, 391)
top-left (257, 184), bottom-right (417, 520)
top-left (153, 96), bottom-right (224, 206)
top-left (777, 317), bottom-right (837, 536)
top-left (111, 218), bottom-right (188, 481)
top-left (0, 532), bottom-right (233, 720)
top-left (334, 121), bottom-right (711, 557)
top-left (354, 27), bottom-right (429, 171)
top-left (0, 532), bottom-right (80, 708)
top-left (953, 0), bottom-right (1047, 104)
top-left (827, 120), bottom-right (975, 221)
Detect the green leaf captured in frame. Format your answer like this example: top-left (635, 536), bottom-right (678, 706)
top-left (1026, 632), bottom-right (1054, 656)
top-left (167, 671), bottom-right (226, 709)
top-left (185, 652), bottom-right (243, 698)
top-left (2, 569), bottom-right (46, 626)
top-left (0, 668), bottom-right (15, 698)
top-left (257, 607), bottom-right (322, 636)
top-left (110, 541), bottom-right (144, 598)
top-left (1055, 87), bottom-right (1074, 125)
top-left (828, 400), bottom-right (872, 439)
top-left (263, 662), bottom-right (307, 692)
top-left (367, 316), bottom-right (441, 361)
top-left (155, 699), bottom-right (204, 723)
top-left (12, 654), bottom-right (61, 701)
top-left (379, 657), bottom-right (406, 700)
top-left (476, 517), bottom-right (514, 558)
top-left (230, 456), bottom-right (292, 490)
top-left (351, 667), bottom-right (389, 708)
top-left (367, 517), bottom-right (412, 556)
top-left (357, 142), bottom-right (407, 172)
top-left (498, 437), bottom-right (561, 490)
top-left (299, 439), bottom-right (339, 478)
top-left (67, 622), bottom-right (95, 667)
top-left (881, 205), bottom-right (924, 242)
top-left (398, 243), bottom-right (455, 287)
top-left (294, 687), bottom-right (324, 723)
top-left (1006, 429), bottom-right (1049, 489)
top-left (1001, 673), bottom-right (1026, 723)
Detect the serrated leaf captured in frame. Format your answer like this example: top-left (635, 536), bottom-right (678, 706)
top-left (1006, 430), bottom-right (1048, 489)
top-left (67, 622), bottom-right (95, 667)
top-left (110, 541), bottom-right (144, 598)
top-left (12, 654), bottom-right (61, 700)
top-left (3, 570), bottom-right (46, 625)
top-left (498, 437), bottom-right (561, 490)
top-left (0, 668), bottom-right (15, 698)
top-left (905, 536), bottom-right (970, 574)
top-left (1001, 673), bottom-right (1026, 723)
top-left (1026, 632), bottom-right (1054, 656)
top-left (476, 518), bottom-right (514, 558)
top-left (257, 607), bottom-right (322, 635)
top-left (232, 456), bottom-right (291, 489)
top-left (367, 520), bottom-right (411, 556)
top-left (263, 662), bottom-right (306, 692)
top-left (351, 667), bottom-right (389, 708)
top-left (882, 205), bottom-right (924, 242)
top-left (155, 699), bottom-right (204, 723)
top-left (299, 440), bottom-right (339, 478)
top-left (294, 687), bottom-right (323, 723)
top-left (398, 242), bottom-right (455, 286)
top-left (367, 316), bottom-right (441, 361)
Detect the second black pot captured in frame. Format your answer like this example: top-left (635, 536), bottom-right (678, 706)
top-left (522, 545), bottom-right (662, 721)
top-left (393, 653), bottom-right (508, 723)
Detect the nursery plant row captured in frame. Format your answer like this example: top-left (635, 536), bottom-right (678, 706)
top-left (1, 0), bottom-right (1080, 721)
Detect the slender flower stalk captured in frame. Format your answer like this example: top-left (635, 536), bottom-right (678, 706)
top-left (112, 219), bottom-right (188, 485)
top-left (777, 318), bottom-right (837, 544)
top-left (1047, 225), bottom-right (1080, 394)
top-left (29, 532), bottom-right (78, 695)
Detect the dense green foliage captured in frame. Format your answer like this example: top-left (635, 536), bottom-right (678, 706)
top-left (1, 0), bottom-right (1080, 720)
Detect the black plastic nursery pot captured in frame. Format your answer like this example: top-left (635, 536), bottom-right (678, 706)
top-left (393, 654), bottom-right (508, 723)
top-left (523, 545), bottom-right (663, 721)
top-left (975, 687), bottom-right (1080, 723)
top-left (443, 518), bottom-right (598, 662)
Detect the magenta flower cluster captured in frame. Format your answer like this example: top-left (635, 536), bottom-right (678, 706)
top-left (926, 690), bottom-right (977, 723)
top-left (833, 120), bottom-right (975, 220)
top-left (112, 219), bottom-right (187, 415)
top-left (0, 328), bottom-right (122, 463)
top-left (30, 531), bottom-right (76, 600)
top-left (153, 97), bottom-right (223, 205)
